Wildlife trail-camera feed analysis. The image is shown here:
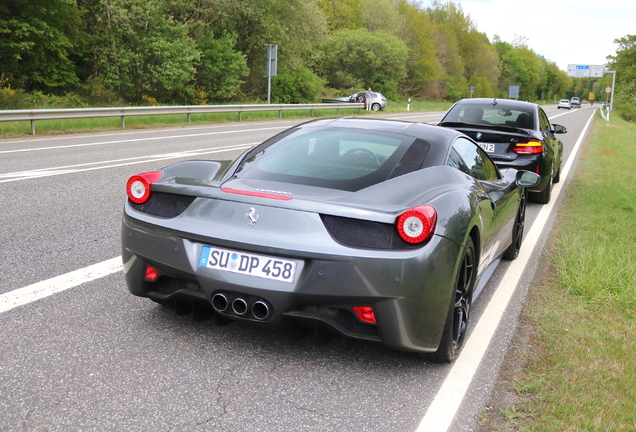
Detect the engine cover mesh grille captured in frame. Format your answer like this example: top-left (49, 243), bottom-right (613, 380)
top-left (129, 192), bottom-right (195, 218)
top-left (320, 215), bottom-right (420, 250)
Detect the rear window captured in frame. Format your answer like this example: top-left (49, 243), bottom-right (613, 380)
top-left (444, 103), bottom-right (535, 129)
top-left (235, 127), bottom-right (430, 191)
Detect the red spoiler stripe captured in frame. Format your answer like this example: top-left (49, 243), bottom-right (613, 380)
top-left (221, 188), bottom-right (293, 200)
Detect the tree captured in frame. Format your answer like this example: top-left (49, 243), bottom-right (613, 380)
top-left (314, 28), bottom-right (409, 99)
top-left (0, 0), bottom-right (83, 91)
top-left (607, 35), bottom-right (636, 121)
top-left (395, 0), bottom-right (442, 98)
top-left (194, 30), bottom-right (249, 102)
top-left (607, 35), bottom-right (636, 84)
top-left (318, 0), bottom-right (360, 31)
top-left (358, 0), bottom-right (401, 34)
top-left (209, 0), bottom-right (327, 98)
top-left (429, 1), bottom-right (498, 99)
top-left (89, 0), bottom-right (199, 102)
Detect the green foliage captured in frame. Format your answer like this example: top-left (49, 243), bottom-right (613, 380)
top-left (3, 0), bottom-right (634, 111)
top-left (608, 35), bottom-right (636, 121)
top-left (272, 68), bottom-right (326, 103)
top-left (0, 77), bottom-right (24, 109)
top-left (0, 0), bottom-right (83, 90)
top-left (396, 0), bottom-right (442, 98)
top-left (503, 118), bottom-right (636, 432)
top-left (615, 82), bottom-right (636, 122)
top-left (90, 0), bottom-right (199, 102)
top-left (443, 75), bottom-right (469, 101)
top-left (358, 0), bottom-right (401, 34)
top-left (318, 0), bottom-right (361, 30)
top-left (315, 28), bottom-right (409, 99)
top-left (607, 35), bottom-right (636, 83)
top-left (194, 31), bottom-right (249, 102)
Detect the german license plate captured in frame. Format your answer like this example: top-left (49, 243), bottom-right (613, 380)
top-left (198, 246), bottom-right (297, 283)
top-left (478, 143), bottom-right (495, 152)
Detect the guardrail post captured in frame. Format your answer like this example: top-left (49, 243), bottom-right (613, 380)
top-left (239, 111), bottom-right (242, 121)
top-left (121, 116), bottom-right (125, 128)
top-left (279, 110), bottom-right (282, 118)
top-left (30, 119), bottom-right (36, 135)
top-left (311, 109), bottom-right (314, 116)
top-left (337, 108), bottom-right (340, 115)
top-left (187, 113), bottom-right (191, 124)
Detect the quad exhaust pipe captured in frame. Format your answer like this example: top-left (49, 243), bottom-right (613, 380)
top-left (252, 301), bottom-right (270, 320)
top-left (211, 292), bottom-right (271, 320)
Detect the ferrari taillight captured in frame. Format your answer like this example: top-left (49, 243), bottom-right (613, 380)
top-left (513, 139), bottom-right (543, 155)
top-left (396, 205), bottom-right (437, 244)
top-left (126, 171), bottom-right (162, 204)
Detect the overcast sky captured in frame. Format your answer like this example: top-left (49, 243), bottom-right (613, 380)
top-left (422, 0), bottom-right (635, 72)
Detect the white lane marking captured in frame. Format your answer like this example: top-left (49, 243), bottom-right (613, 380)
top-left (0, 126), bottom-right (286, 154)
top-left (388, 113), bottom-right (445, 120)
top-left (0, 120), bottom-right (301, 146)
top-left (0, 258), bottom-right (122, 314)
top-left (0, 143), bottom-right (256, 183)
top-left (416, 110), bottom-right (597, 432)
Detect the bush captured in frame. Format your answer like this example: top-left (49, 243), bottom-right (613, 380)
top-left (0, 85), bottom-right (24, 110)
top-left (615, 82), bottom-right (636, 122)
top-left (272, 68), bottom-right (326, 104)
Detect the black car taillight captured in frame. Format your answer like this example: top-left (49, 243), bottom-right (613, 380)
top-left (514, 139), bottom-right (543, 155)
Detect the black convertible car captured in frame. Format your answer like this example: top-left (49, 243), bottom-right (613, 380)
top-left (122, 118), bottom-right (539, 362)
top-left (439, 98), bottom-right (566, 204)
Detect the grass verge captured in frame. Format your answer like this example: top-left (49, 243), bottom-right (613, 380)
top-left (483, 115), bottom-right (636, 431)
top-left (0, 100), bottom-right (452, 139)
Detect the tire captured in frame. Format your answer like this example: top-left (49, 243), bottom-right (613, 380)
top-left (371, 103), bottom-right (381, 112)
top-left (528, 169), bottom-right (552, 204)
top-left (503, 192), bottom-right (526, 260)
top-left (553, 160), bottom-right (562, 184)
top-left (423, 237), bottom-right (476, 363)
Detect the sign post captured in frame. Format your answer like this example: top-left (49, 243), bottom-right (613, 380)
top-left (265, 44), bottom-right (278, 104)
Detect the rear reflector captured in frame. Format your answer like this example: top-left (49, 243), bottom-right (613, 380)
top-left (144, 265), bottom-right (160, 281)
top-left (353, 306), bottom-right (377, 324)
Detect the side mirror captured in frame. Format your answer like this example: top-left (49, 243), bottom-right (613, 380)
top-left (552, 124), bottom-right (567, 134)
top-left (516, 170), bottom-right (541, 188)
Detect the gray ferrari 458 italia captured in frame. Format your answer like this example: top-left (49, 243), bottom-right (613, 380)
top-left (121, 117), bottom-right (539, 362)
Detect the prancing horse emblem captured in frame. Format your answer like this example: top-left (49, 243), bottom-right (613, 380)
top-left (245, 207), bottom-right (259, 228)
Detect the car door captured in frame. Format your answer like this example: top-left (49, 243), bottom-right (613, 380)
top-left (539, 107), bottom-right (561, 179)
top-left (450, 138), bottom-right (517, 270)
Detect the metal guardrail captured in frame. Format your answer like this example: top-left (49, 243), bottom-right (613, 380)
top-left (0, 102), bottom-right (365, 135)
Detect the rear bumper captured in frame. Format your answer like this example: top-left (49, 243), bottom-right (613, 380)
top-left (121, 213), bottom-right (462, 353)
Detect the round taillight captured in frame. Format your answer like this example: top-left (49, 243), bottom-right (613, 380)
top-left (126, 171), bottom-right (162, 204)
top-left (396, 205), bottom-right (437, 244)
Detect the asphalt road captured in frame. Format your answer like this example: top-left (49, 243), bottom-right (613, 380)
top-left (0, 104), bottom-right (598, 431)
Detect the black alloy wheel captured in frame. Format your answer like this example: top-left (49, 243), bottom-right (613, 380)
top-left (424, 237), bottom-right (476, 363)
top-left (503, 192), bottom-right (527, 260)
